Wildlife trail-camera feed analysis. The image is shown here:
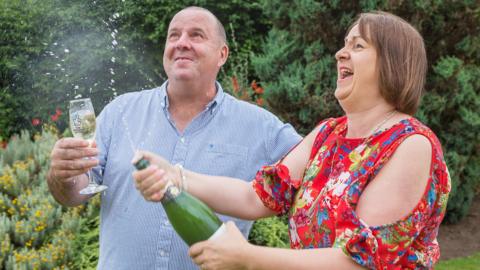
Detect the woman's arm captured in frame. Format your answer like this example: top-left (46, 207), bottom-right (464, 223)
top-left (189, 221), bottom-right (364, 270)
top-left (244, 245), bottom-right (363, 270)
top-left (133, 124), bottom-right (323, 220)
top-left (356, 134), bottom-right (432, 226)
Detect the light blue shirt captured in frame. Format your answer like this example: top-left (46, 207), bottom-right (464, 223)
top-left (93, 81), bottom-right (301, 269)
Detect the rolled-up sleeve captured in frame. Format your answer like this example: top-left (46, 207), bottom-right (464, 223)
top-left (252, 164), bottom-right (301, 215)
top-left (332, 196), bottom-right (436, 270)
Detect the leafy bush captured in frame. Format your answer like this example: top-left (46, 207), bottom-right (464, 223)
top-left (0, 0), bottom-right (270, 141)
top-left (0, 128), bottom-right (95, 269)
top-left (254, 0), bottom-right (479, 223)
top-left (249, 216), bottom-right (289, 248)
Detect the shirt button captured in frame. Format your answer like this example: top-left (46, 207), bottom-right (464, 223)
top-left (160, 250), bottom-right (165, 257)
top-left (164, 220), bottom-right (169, 226)
top-left (180, 137), bottom-right (185, 143)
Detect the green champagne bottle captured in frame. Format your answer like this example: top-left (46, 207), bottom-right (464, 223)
top-left (134, 157), bottom-right (225, 246)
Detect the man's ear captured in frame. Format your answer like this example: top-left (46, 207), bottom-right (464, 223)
top-left (217, 44), bottom-right (229, 67)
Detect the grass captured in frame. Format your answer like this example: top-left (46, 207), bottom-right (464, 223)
top-left (436, 252), bottom-right (480, 270)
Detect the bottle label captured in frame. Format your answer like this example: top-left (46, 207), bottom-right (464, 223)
top-left (208, 223), bottom-right (226, 241)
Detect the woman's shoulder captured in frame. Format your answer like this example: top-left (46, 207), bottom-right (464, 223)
top-left (390, 117), bottom-right (444, 155)
top-left (379, 116), bottom-right (450, 189)
top-left (314, 116), bottom-right (347, 135)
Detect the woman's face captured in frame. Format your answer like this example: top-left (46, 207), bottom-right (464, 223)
top-left (334, 24), bottom-right (381, 111)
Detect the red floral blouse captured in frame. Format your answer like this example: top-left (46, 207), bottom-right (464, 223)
top-left (253, 116), bottom-right (451, 269)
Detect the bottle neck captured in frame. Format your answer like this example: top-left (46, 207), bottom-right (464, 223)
top-left (161, 184), bottom-right (182, 203)
top-left (133, 156), bottom-right (182, 203)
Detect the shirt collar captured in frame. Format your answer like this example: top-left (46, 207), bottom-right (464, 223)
top-left (159, 80), bottom-right (224, 112)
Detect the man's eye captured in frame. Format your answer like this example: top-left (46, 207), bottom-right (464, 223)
top-left (354, 43), bottom-right (364, 49)
top-left (192, 32), bottom-right (203, 38)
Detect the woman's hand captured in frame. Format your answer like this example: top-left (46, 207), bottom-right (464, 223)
top-left (131, 150), bottom-right (179, 202)
top-left (189, 221), bottom-right (251, 270)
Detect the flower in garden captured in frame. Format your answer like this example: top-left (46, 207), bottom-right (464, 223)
top-left (231, 76), bottom-right (239, 93)
top-left (251, 80), bottom-right (264, 94)
top-left (32, 118), bottom-right (41, 126)
top-left (51, 114), bottom-right (59, 122)
top-left (50, 107), bottom-right (63, 122)
top-left (256, 97), bottom-right (264, 106)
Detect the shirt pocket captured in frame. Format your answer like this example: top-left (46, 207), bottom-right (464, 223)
top-left (200, 143), bottom-right (249, 179)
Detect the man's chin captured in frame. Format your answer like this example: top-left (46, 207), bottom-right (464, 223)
top-left (171, 73), bottom-right (196, 82)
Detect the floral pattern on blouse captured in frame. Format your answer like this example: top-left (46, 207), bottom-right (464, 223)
top-left (252, 116), bottom-right (451, 269)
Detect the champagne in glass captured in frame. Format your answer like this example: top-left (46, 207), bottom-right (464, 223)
top-left (69, 98), bottom-right (108, 194)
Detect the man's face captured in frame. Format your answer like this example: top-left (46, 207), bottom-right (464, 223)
top-left (163, 9), bottom-right (228, 83)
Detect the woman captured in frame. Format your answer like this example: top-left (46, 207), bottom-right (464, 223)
top-left (133, 11), bottom-right (450, 269)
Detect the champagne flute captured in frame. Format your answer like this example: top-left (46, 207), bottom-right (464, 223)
top-left (69, 98), bottom-right (108, 194)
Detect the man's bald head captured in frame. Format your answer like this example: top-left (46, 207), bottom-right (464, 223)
top-left (173, 6), bottom-right (227, 45)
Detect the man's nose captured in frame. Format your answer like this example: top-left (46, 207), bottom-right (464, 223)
top-left (175, 33), bottom-right (191, 50)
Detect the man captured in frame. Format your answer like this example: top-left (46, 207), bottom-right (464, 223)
top-left (47, 6), bottom-right (301, 269)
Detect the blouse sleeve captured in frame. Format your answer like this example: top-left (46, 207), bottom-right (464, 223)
top-left (332, 159), bottom-right (450, 269)
top-left (252, 164), bottom-right (301, 215)
top-left (332, 196), bottom-right (432, 269)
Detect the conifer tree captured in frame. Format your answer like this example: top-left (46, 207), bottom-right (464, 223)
top-left (254, 0), bottom-right (479, 223)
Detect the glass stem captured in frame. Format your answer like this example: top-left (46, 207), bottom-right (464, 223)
top-left (87, 169), bottom-right (94, 185)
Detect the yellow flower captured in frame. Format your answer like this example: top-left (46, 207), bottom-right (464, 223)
top-left (0, 174), bottom-right (13, 188)
top-left (13, 161), bottom-right (28, 170)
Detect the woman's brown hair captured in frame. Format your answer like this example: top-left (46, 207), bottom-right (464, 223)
top-left (351, 11), bottom-right (427, 115)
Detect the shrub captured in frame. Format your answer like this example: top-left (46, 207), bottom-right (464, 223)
top-left (254, 0), bottom-right (479, 223)
top-left (0, 0), bottom-right (270, 140)
top-left (249, 216), bottom-right (289, 248)
top-left (0, 128), bottom-right (93, 269)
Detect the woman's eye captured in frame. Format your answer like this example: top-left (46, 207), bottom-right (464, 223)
top-left (354, 43), bottom-right (364, 49)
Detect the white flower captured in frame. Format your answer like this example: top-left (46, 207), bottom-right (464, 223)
top-left (289, 218), bottom-right (300, 244)
top-left (354, 143), bottom-right (366, 153)
top-left (302, 190), bottom-right (314, 204)
top-left (338, 171), bottom-right (350, 182)
top-left (332, 182), bottom-right (348, 197)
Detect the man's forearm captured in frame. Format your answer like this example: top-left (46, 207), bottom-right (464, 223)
top-left (47, 171), bottom-right (92, 207)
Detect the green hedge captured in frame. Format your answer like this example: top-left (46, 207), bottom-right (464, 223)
top-left (0, 0), bottom-right (477, 226)
top-left (0, 0), bottom-right (269, 142)
top-left (0, 127), bottom-right (100, 269)
top-left (254, 0), bottom-right (479, 223)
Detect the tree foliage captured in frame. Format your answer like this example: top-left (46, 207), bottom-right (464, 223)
top-left (0, 0), bottom-right (477, 229)
top-left (0, 0), bottom-right (269, 141)
top-left (254, 0), bottom-right (479, 222)
top-left (0, 128), bottom-right (101, 269)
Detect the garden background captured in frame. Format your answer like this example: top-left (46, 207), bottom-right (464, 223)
top-left (0, 0), bottom-right (478, 269)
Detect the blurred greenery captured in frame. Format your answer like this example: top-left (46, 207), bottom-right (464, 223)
top-left (0, 0), bottom-right (270, 140)
top-left (0, 127), bottom-right (90, 269)
top-left (0, 0), bottom-right (478, 269)
top-left (254, 0), bottom-right (479, 223)
top-left (436, 252), bottom-right (480, 270)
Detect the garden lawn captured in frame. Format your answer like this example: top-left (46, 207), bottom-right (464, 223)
top-left (436, 252), bottom-right (480, 270)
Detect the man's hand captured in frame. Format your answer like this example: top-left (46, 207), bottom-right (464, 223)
top-left (48, 138), bottom-right (99, 184)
